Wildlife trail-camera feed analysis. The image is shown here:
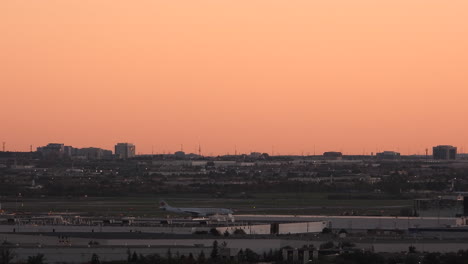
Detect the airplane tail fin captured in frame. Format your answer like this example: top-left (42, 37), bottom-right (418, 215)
top-left (159, 200), bottom-right (171, 209)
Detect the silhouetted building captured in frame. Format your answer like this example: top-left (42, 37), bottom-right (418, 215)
top-left (37, 143), bottom-right (66, 159)
top-left (64, 146), bottom-right (75, 157)
top-left (250, 152), bottom-right (262, 158)
top-left (323, 152), bottom-right (342, 160)
top-left (174, 151), bottom-right (185, 159)
top-left (376, 151), bottom-right (400, 160)
top-left (115, 143), bottom-right (135, 159)
top-left (77, 148), bottom-right (112, 160)
top-left (433, 145), bottom-right (457, 160)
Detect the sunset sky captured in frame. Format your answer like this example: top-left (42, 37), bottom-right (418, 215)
top-left (1, 1), bottom-right (467, 155)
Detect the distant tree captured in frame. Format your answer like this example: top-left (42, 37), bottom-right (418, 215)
top-left (166, 248), bottom-right (172, 263)
top-left (198, 251), bottom-right (206, 264)
top-left (243, 248), bottom-right (260, 263)
top-left (0, 247), bottom-right (15, 264)
top-left (335, 252), bottom-right (385, 264)
top-left (210, 240), bottom-right (219, 260)
top-left (88, 240), bottom-right (100, 246)
top-left (422, 253), bottom-right (441, 264)
top-left (338, 229), bottom-right (348, 234)
top-left (263, 249), bottom-right (274, 262)
top-left (187, 253), bottom-right (195, 264)
top-left (27, 253), bottom-right (45, 264)
top-left (319, 241), bottom-right (335, 250)
top-left (209, 228), bottom-right (221, 236)
top-left (144, 253), bottom-right (162, 264)
top-left (233, 229), bottom-right (246, 235)
top-left (127, 249), bottom-right (132, 262)
top-left (387, 255), bottom-right (404, 264)
top-left (137, 254), bottom-right (146, 264)
top-left (90, 253), bottom-right (100, 264)
top-left (131, 251), bottom-right (138, 262)
top-left (408, 245), bottom-right (417, 254)
top-left (321, 227), bottom-right (332, 234)
top-left (404, 255), bottom-right (420, 264)
top-left (237, 249), bottom-right (245, 263)
top-left (456, 250), bottom-right (468, 260)
top-left (339, 241), bottom-right (355, 248)
top-left (223, 230), bottom-right (230, 237)
top-left (220, 241), bottom-right (228, 250)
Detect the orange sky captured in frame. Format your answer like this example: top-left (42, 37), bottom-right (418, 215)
top-left (1, 1), bottom-right (467, 155)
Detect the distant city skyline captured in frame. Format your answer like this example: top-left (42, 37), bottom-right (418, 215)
top-left (1, 140), bottom-right (467, 156)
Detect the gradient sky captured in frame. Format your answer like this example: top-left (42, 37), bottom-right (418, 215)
top-left (1, 1), bottom-right (467, 155)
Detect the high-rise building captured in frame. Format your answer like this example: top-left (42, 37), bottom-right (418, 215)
top-left (433, 145), bottom-right (457, 160)
top-left (115, 143), bottom-right (136, 159)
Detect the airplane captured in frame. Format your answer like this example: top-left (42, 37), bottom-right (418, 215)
top-left (159, 200), bottom-right (234, 221)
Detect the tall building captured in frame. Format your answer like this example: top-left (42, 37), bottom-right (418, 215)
top-left (433, 145), bottom-right (457, 160)
top-left (115, 143), bottom-right (136, 159)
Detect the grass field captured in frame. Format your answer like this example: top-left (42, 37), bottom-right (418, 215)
top-left (1, 193), bottom-right (413, 217)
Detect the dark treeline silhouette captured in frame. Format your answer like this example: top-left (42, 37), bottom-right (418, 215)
top-left (4, 242), bottom-right (468, 264)
top-left (88, 249), bottom-right (468, 264)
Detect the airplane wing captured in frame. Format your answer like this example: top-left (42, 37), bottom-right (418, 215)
top-left (182, 210), bottom-right (206, 217)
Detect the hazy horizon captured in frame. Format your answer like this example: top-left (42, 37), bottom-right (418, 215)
top-left (2, 1), bottom-right (467, 155)
top-left (1, 140), bottom-right (466, 157)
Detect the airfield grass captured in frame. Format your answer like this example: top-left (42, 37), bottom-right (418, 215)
top-left (2, 192), bottom-right (413, 217)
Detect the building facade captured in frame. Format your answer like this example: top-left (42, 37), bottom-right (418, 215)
top-left (115, 143), bottom-right (136, 159)
top-left (433, 145), bottom-right (457, 160)
top-left (37, 143), bottom-right (66, 159)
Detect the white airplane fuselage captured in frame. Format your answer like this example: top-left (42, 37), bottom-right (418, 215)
top-left (159, 201), bottom-right (233, 217)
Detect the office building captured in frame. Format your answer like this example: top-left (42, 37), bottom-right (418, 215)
top-left (433, 145), bottom-right (457, 160)
top-left (37, 143), bottom-right (66, 158)
top-left (115, 143), bottom-right (136, 159)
